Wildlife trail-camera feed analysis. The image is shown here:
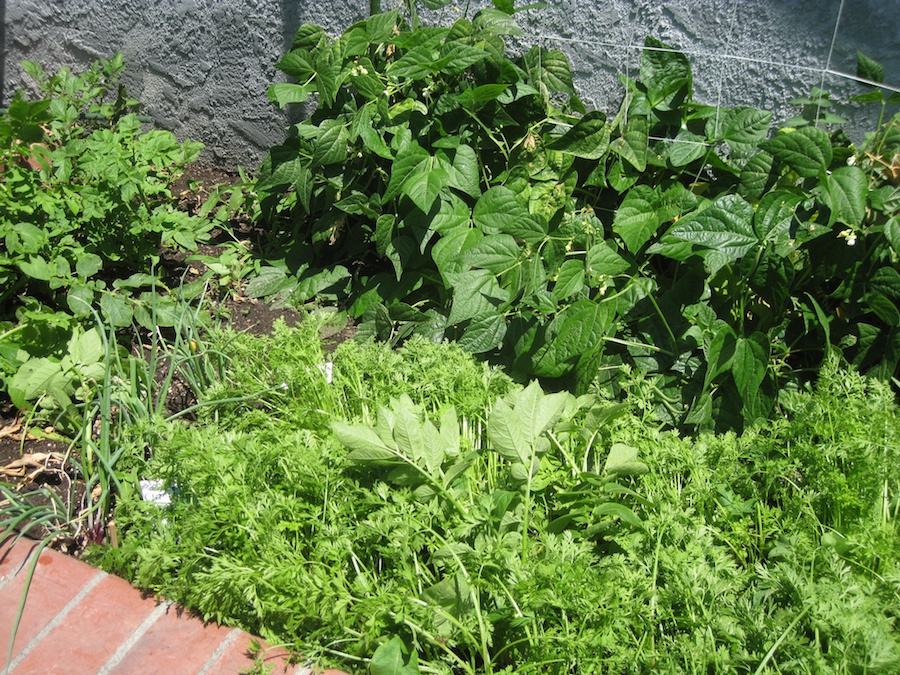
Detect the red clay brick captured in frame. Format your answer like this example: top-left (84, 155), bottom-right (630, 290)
top-left (0, 536), bottom-right (40, 584)
top-left (0, 545), bottom-right (99, 663)
top-left (110, 605), bottom-right (238, 675)
top-left (12, 572), bottom-right (161, 674)
top-left (205, 633), bottom-right (299, 674)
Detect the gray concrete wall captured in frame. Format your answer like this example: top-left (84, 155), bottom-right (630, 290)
top-left (3, 0), bottom-right (897, 168)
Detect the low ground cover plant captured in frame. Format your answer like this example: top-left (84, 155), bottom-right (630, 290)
top-left (92, 320), bottom-right (900, 673)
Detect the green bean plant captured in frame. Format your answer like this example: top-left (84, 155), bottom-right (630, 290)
top-left (254, 1), bottom-right (900, 431)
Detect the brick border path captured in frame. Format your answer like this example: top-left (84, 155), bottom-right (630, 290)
top-left (0, 536), bottom-right (350, 674)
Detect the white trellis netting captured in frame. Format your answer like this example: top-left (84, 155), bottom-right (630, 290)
top-left (516, 0), bottom-right (899, 145)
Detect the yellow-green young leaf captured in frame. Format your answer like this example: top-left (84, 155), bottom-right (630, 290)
top-left (822, 166), bottom-right (867, 227)
top-left (762, 126), bottom-right (832, 178)
top-left (332, 421), bottom-right (396, 461)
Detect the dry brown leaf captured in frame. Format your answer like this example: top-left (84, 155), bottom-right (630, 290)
top-left (0, 420), bottom-right (22, 439)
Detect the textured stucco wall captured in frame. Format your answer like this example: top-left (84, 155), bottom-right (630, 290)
top-left (2, 0), bottom-right (897, 168)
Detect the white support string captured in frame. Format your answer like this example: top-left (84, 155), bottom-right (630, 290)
top-left (818, 0), bottom-right (846, 124)
top-left (523, 34), bottom-right (900, 96)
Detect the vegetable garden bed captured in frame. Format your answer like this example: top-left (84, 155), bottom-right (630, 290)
top-left (2, 1), bottom-right (900, 672)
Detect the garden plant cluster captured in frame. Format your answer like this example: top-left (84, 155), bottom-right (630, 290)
top-left (2, 1), bottom-right (900, 672)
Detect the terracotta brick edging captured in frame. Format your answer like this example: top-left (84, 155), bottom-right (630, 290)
top-left (0, 536), bottom-right (351, 675)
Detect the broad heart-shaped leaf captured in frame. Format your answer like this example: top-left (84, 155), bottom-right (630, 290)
top-left (871, 267), bottom-right (900, 301)
top-left (432, 227), bottom-right (482, 287)
top-left (465, 234), bottom-right (520, 274)
top-left (552, 259), bottom-right (586, 302)
top-left (267, 82), bottom-right (313, 108)
top-left (276, 49), bottom-right (317, 81)
top-left (666, 129), bottom-right (707, 167)
top-left (455, 83), bottom-right (511, 110)
top-left (447, 269), bottom-right (509, 324)
top-left (822, 166), bottom-right (867, 227)
top-left (718, 107), bottom-right (772, 145)
top-left (640, 36), bottom-right (691, 110)
top-left (546, 111), bottom-right (610, 159)
top-left (402, 158), bottom-right (450, 213)
top-left (99, 292), bottom-right (133, 327)
top-left (523, 46), bottom-right (575, 96)
top-left (435, 41), bottom-right (488, 76)
top-left (8, 359), bottom-right (68, 411)
top-left (458, 313), bottom-right (507, 353)
top-left (311, 120), bottom-right (348, 167)
top-left (754, 189), bottom-right (802, 242)
top-left (383, 144), bottom-right (430, 204)
top-left (586, 240), bottom-right (630, 281)
top-left (75, 253), bottom-right (103, 279)
top-left (886, 217), bottom-right (900, 253)
top-left (437, 144), bottom-right (480, 198)
top-left (762, 126), bottom-right (832, 178)
top-left (430, 192), bottom-right (472, 234)
top-left (613, 185), bottom-right (663, 254)
top-left (610, 115), bottom-right (649, 172)
top-left (732, 333), bottom-right (770, 405)
top-left (669, 194), bottom-right (756, 261)
top-left (532, 300), bottom-right (614, 377)
top-left (738, 150), bottom-right (775, 200)
top-left (867, 292), bottom-right (900, 327)
top-left (473, 186), bottom-right (547, 244)
top-left (332, 421), bottom-right (397, 462)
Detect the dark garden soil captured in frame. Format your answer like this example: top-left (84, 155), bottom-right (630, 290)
top-left (0, 164), bottom-right (356, 553)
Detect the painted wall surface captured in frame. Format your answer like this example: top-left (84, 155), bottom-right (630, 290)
top-left (2, 0), bottom-right (897, 167)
